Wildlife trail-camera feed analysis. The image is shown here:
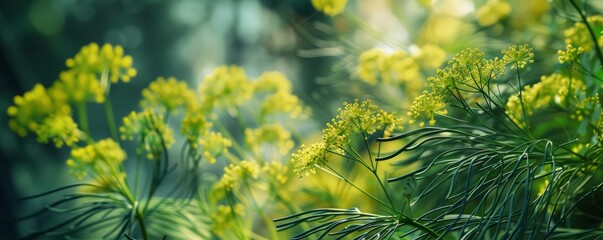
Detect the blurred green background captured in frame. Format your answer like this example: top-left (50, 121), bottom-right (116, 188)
top-left (0, 0), bottom-right (341, 236)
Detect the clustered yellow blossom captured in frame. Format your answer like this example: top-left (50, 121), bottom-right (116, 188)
top-left (198, 65), bottom-right (253, 114)
top-left (260, 91), bottom-right (304, 118)
top-left (181, 111), bottom-right (212, 149)
top-left (8, 42), bottom-right (137, 149)
top-left (253, 71), bottom-right (292, 94)
top-left (254, 71), bottom-right (306, 119)
top-left (66, 43), bottom-right (137, 83)
top-left (34, 114), bottom-right (81, 148)
top-left (476, 0), bottom-right (511, 27)
top-left (414, 44), bottom-right (448, 69)
top-left (245, 124), bottom-right (294, 155)
top-left (357, 48), bottom-right (422, 87)
top-left (291, 100), bottom-right (400, 177)
top-left (215, 160), bottom-right (261, 191)
top-left (311, 0), bottom-right (348, 16)
top-left (7, 84), bottom-right (77, 147)
top-left (323, 99), bottom-right (400, 147)
top-left (119, 109), bottom-right (175, 159)
top-left (427, 48), bottom-right (495, 98)
top-left (502, 44), bottom-right (535, 69)
top-left (558, 44), bottom-right (584, 64)
top-left (52, 70), bottom-right (105, 103)
top-left (564, 16), bottom-right (603, 52)
top-left (570, 94), bottom-right (600, 123)
top-left (407, 91), bottom-right (448, 127)
top-left (291, 142), bottom-right (327, 177)
top-left (141, 76), bottom-right (197, 114)
top-left (262, 161), bottom-right (289, 184)
top-left (66, 138), bottom-right (126, 179)
top-left (505, 74), bottom-right (585, 128)
top-left (199, 132), bottom-right (232, 164)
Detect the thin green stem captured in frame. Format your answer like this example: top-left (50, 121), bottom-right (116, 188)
top-left (77, 102), bottom-right (91, 138)
top-left (104, 99), bottom-right (119, 140)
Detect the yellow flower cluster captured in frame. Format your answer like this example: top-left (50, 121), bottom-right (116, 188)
top-left (414, 44), bottom-right (448, 69)
top-left (7, 84), bottom-right (77, 147)
top-left (198, 65), bottom-right (253, 114)
top-left (502, 44), bottom-right (535, 69)
top-left (53, 70), bottom-right (105, 103)
top-left (476, 0), bottom-right (511, 27)
top-left (261, 91), bottom-right (304, 119)
top-left (357, 48), bottom-right (429, 87)
top-left (181, 111), bottom-right (212, 149)
top-left (407, 91), bottom-right (448, 127)
top-left (255, 71), bottom-right (306, 119)
top-left (426, 48), bottom-right (495, 98)
top-left (141, 76), bottom-right (197, 114)
top-left (119, 109), bottom-right (175, 159)
top-left (8, 84), bottom-right (68, 136)
top-left (66, 138), bottom-right (126, 179)
top-left (291, 100), bottom-right (400, 177)
top-left (262, 161), bottom-right (289, 184)
top-left (7, 42), bottom-right (137, 148)
top-left (558, 44), bottom-right (584, 64)
top-left (409, 45), bottom-right (531, 126)
top-left (291, 142), bottom-right (327, 177)
top-left (505, 74), bottom-right (585, 128)
top-left (199, 132), bottom-right (232, 164)
top-left (253, 71), bottom-right (292, 94)
top-left (564, 16), bottom-right (603, 52)
top-left (245, 124), bottom-right (294, 155)
top-left (323, 99), bottom-right (400, 147)
top-left (66, 43), bottom-right (137, 83)
top-left (35, 114), bottom-right (81, 148)
top-left (311, 0), bottom-right (348, 16)
top-left (215, 160), bottom-right (261, 190)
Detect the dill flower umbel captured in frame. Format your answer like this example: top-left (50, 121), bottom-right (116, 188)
top-left (260, 91), bottom-right (304, 119)
top-left (358, 48), bottom-right (386, 85)
top-left (253, 71), bottom-right (292, 94)
top-left (66, 43), bottom-right (137, 83)
top-left (564, 16), bottom-right (603, 52)
top-left (322, 99), bottom-right (400, 147)
top-left (34, 114), bottom-right (80, 148)
top-left (407, 91), bottom-right (448, 127)
top-left (119, 109), bottom-right (175, 159)
top-left (558, 44), bottom-right (584, 64)
top-left (262, 161), bottom-right (289, 184)
top-left (66, 138), bottom-right (126, 179)
top-left (181, 111), bottom-right (212, 149)
top-left (357, 48), bottom-right (423, 86)
top-left (245, 124), bottom-right (295, 155)
top-left (476, 0), bottom-right (511, 27)
top-left (505, 74), bottom-right (585, 128)
top-left (502, 44), bottom-right (535, 68)
top-left (52, 70), bottom-right (105, 103)
top-left (291, 142), bottom-right (327, 177)
top-left (198, 65), bottom-right (253, 114)
top-left (215, 160), bottom-right (261, 191)
top-left (141, 76), bottom-right (197, 114)
top-left (199, 131), bottom-right (232, 164)
top-left (311, 0), bottom-right (348, 16)
top-left (7, 84), bottom-right (71, 137)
